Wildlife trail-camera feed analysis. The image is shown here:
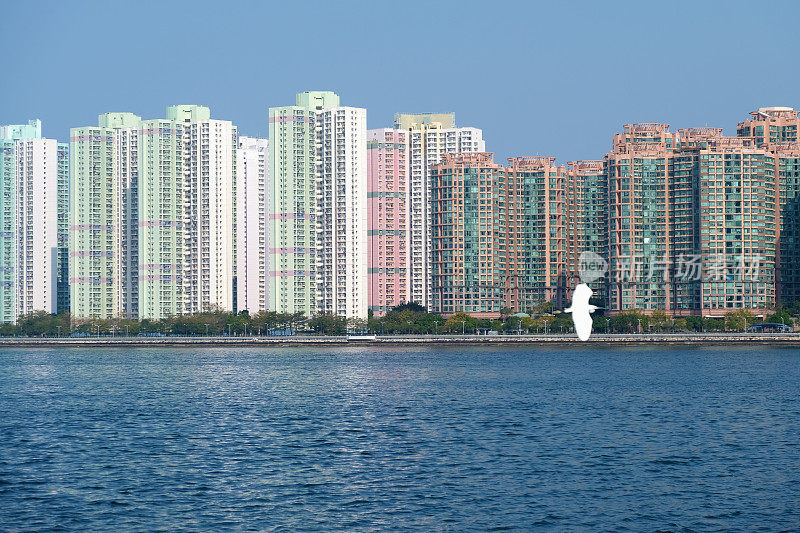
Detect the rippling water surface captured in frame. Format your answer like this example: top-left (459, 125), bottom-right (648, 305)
top-left (1, 345), bottom-right (798, 531)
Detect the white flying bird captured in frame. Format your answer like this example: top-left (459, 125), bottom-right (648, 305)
top-left (564, 283), bottom-right (600, 341)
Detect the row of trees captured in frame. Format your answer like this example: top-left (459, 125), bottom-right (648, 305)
top-left (2, 310), bottom-right (307, 337)
top-left (590, 309), bottom-right (788, 333)
top-left (2, 305), bottom-right (796, 337)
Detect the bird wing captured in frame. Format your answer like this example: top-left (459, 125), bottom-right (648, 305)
top-left (572, 311), bottom-right (593, 341)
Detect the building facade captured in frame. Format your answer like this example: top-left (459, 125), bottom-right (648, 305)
top-left (0, 120), bottom-right (69, 321)
top-left (268, 92), bottom-right (338, 317)
top-left (674, 128), bottom-right (776, 314)
top-left (605, 123), bottom-right (679, 312)
top-left (137, 117), bottom-right (184, 319)
top-left (70, 106), bottom-right (237, 320)
top-left (430, 153), bottom-right (502, 317)
top-left (567, 160), bottom-right (607, 297)
top-left (0, 120), bottom-right (42, 322)
top-left (269, 91), bottom-right (368, 319)
top-left (774, 144), bottom-right (800, 305)
top-left (366, 128), bottom-right (410, 316)
top-left (393, 113), bottom-right (485, 308)
top-left (236, 136), bottom-right (269, 314)
top-left (14, 137), bottom-right (69, 316)
top-left (604, 121), bottom-right (782, 316)
top-left (737, 107), bottom-right (800, 306)
top-left (315, 105), bottom-right (368, 319)
top-left (175, 106), bottom-right (238, 315)
top-left (429, 153), bottom-right (570, 318)
top-left (70, 113), bottom-right (141, 319)
top-left (506, 157), bottom-right (569, 311)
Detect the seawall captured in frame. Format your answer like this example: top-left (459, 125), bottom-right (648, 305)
top-left (0, 334), bottom-right (799, 347)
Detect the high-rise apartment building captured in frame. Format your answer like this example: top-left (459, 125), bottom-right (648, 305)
top-left (0, 120), bottom-right (41, 323)
top-left (737, 107), bottom-right (798, 147)
top-left (430, 153), bottom-right (502, 317)
top-left (367, 129), bottom-right (410, 316)
top-left (393, 113), bottom-right (485, 308)
top-left (137, 116), bottom-right (184, 319)
top-left (605, 123), bottom-right (679, 312)
top-left (70, 113), bottom-right (141, 319)
top-left (774, 144), bottom-right (800, 304)
top-left (236, 136), bottom-right (269, 314)
top-left (14, 137), bottom-right (70, 317)
top-left (737, 107), bottom-right (800, 305)
top-left (674, 128), bottom-right (776, 313)
top-left (604, 121), bottom-right (781, 316)
top-left (0, 132), bottom-right (15, 322)
top-left (268, 92), bottom-right (337, 317)
top-left (0, 120), bottom-right (69, 321)
top-left (71, 106), bottom-right (237, 320)
top-left (506, 157), bottom-right (569, 310)
top-left (567, 160), bottom-right (607, 296)
top-left (316, 105), bottom-right (367, 319)
top-left (269, 91), bottom-right (368, 319)
top-left (430, 153), bottom-right (569, 317)
top-left (174, 106), bottom-right (238, 315)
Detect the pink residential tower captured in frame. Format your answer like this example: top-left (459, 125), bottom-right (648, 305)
top-left (367, 129), bottom-right (410, 316)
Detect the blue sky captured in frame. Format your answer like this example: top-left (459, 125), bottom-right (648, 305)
top-left (2, 0), bottom-right (798, 163)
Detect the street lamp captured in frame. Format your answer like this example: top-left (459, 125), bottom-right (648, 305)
top-left (606, 317), bottom-right (610, 333)
top-left (637, 318), bottom-right (642, 333)
top-left (206, 324), bottom-right (210, 336)
top-left (461, 320), bottom-right (466, 335)
top-left (57, 326), bottom-right (61, 337)
top-left (96, 325), bottom-right (100, 338)
top-left (228, 324), bottom-right (232, 337)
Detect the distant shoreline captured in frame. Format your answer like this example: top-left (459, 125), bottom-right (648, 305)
top-left (0, 334), bottom-right (799, 347)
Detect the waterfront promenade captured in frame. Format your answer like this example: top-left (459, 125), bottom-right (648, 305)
top-left (1, 333), bottom-right (799, 347)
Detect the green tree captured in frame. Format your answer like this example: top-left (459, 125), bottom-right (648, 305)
top-left (609, 310), bottom-right (648, 333)
top-left (416, 313), bottom-right (445, 334)
top-left (444, 312), bottom-right (476, 334)
top-left (0, 322), bottom-right (17, 336)
top-left (767, 309), bottom-right (793, 327)
top-left (251, 311), bottom-right (279, 335)
top-left (17, 311), bottom-right (62, 337)
top-left (684, 315), bottom-right (703, 332)
top-left (725, 309), bottom-right (756, 332)
top-left (592, 315), bottom-right (608, 333)
top-left (347, 318), bottom-right (367, 334)
top-left (308, 313), bottom-right (347, 335)
top-left (287, 311), bottom-right (306, 334)
top-left (550, 312), bottom-right (573, 334)
top-left (529, 301), bottom-right (555, 317)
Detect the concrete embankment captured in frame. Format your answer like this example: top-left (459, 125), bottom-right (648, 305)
top-left (0, 334), bottom-right (799, 347)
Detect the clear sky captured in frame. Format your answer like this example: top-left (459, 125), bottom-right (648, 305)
top-left (2, 0), bottom-right (799, 163)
